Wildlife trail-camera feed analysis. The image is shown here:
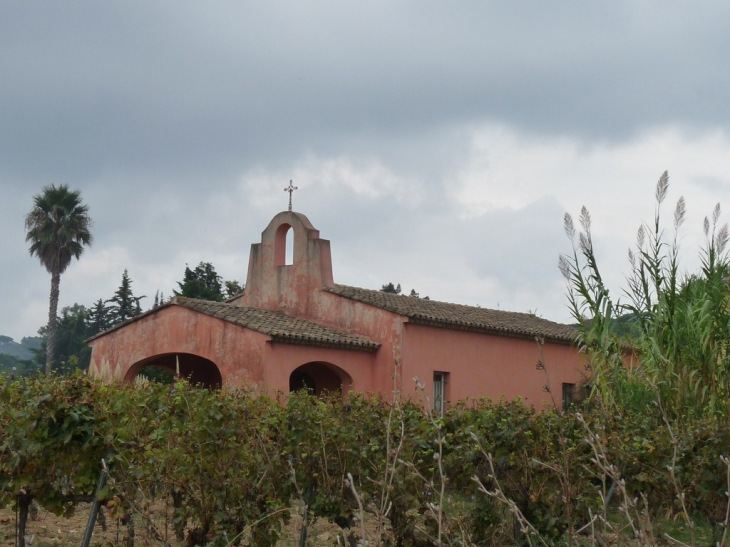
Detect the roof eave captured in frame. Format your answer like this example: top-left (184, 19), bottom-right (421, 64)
top-left (84, 301), bottom-right (177, 343)
top-left (406, 317), bottom-right (577, 346)
top-left (269, 335), bottom-right (380, 352)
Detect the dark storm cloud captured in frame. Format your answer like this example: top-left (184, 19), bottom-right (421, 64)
top-left (2, 1), bottom-right (729, 188)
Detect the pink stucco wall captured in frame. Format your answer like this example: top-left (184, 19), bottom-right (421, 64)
top-left (88, 306), bottom-right (270, 386)
top-left (260, 343), bottom-right (378, 394)
top-left (88, 303), bottom-right (382, 394)
top-left (401, 324), bottom-right (587, 410)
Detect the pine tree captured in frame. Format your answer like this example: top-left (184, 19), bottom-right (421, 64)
top-left (381, 282), bottom-right (402, 294)
top-left (381, 282), bottom-right (428, 299)
top-left (108, 269), bottom-right (145, 325)
top-left (175, 262), bottom-right (226, 301)
top-left (87, 298), bottom-right (113, 335)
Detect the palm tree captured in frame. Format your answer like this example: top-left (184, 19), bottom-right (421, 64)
top-left (25, 185), bottom-right (93, 373)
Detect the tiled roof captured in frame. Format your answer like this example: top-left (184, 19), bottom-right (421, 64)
top-left (175, 297), bottom-right (380, 351)
top-left (325, 285), bottom-right (578, 345)
top-left (86, 297), bottom-right (380, 351)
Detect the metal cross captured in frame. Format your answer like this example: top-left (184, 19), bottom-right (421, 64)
top-left (284, 180), bottom-right (298, 211)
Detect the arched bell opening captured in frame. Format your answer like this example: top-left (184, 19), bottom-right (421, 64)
top-left (274, 223), bottom-right (294, 266)
top-left (289, 361), bottom-right (353, 396)
top-left (125, 353), bottom-right (223, 389)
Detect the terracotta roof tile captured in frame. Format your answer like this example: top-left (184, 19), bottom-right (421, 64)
top-left (175, 297), bottom-right (380, 351)
top-left (325, 285), bottom-right (578, 345)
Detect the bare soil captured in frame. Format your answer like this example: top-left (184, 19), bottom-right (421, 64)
top-left (0, 504), bottom-right (117, 547)
top-left (0, 504), bottom-right (356, 547)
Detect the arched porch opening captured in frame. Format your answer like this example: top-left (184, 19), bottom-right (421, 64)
top-left (289, 361), bottom-right (353, 396)
top-left (124, 353), bottom-right (223, 389)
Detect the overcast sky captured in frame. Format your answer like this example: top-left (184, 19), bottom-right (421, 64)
top-left (3, 1), bottom-right (730, 341)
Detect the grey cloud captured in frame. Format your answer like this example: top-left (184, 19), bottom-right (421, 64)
top-left (2, 2), bottom-right (730, 187)
top-left (690, 175), bottom-right (730, 194)
top-left (463, 197), bottom-right (567, 293)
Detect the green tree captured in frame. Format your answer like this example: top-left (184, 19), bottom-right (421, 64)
top-left (380, 282), bottom-right (402, 294)
top-left (20, 336), bottom-right (43, 352)
top-left (25, 184), bottom-right (92, 374)
top-left (175, 262), bottom-right (226, 301)
top-left (0, 374), bottom-right (107, 547)
top-left (151, 290), bottom-right (168, 308)
top-left (55, 304), bottom-right (92, 372)
top-left (0, 335), bottom-right (36, 360)
top-left (108, 269), bottom-right (145, 325)
top-left (30, 305), bottom-right (92, 373)
top-left (0, 354), bottom-right (39, 377)
top-left (137, 364), bottom-right (175, 384)
top-left (87, 297), bottom-right (113, 335)
top-left (224, 279), bottom-right (244, 298)
top-left (381, 282), bottom-right (429, 299)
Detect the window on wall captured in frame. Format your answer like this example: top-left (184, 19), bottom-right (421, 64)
top-left (434, 372), bottom-right (448, 415)
top-left (562, 383), bottom-right (575, 411)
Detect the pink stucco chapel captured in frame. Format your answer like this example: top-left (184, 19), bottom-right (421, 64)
top-left (88, 210), bottom-right (586, 410)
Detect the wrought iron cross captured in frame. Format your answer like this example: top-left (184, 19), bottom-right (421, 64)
top-left (284, 180), bottom-right (298, 211)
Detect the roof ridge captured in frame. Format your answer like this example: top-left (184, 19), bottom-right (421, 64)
top-left (325, 284), bottom-right (577, 345)
top-left (330, 283), bottom-right (544, 316)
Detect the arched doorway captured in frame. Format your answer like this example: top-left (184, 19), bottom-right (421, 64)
top-left (125, 353), bottom-right (223, 389)
top-left (289, 361), bottom-right (353, 396)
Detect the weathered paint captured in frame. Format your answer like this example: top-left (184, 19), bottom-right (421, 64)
top-left (236, 211), bottom-right (403, 394)
top-left (402, 323), bottom-right (587, 409)
top-left (89, 210), bottom-right (587, 407)
top-left (88, 303), bottom-right (381, 393)
top-left (89, 305), bottom-right (269, 387)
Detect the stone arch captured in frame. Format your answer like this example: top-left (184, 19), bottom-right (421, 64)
top-left (289, 361), bottom-right (353, 396)
top-left (124, 352), bottom-right (223, 389)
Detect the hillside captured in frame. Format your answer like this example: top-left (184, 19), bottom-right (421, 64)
top-left (0, 335), bottom-right (41, 360)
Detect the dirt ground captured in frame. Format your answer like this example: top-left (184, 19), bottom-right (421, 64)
top-left (1, 501), bottom-right (712, 547)
top-left (0, 503), bottom-right (359, 547)
top-left (0, 504), bottom-right (118, 547)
